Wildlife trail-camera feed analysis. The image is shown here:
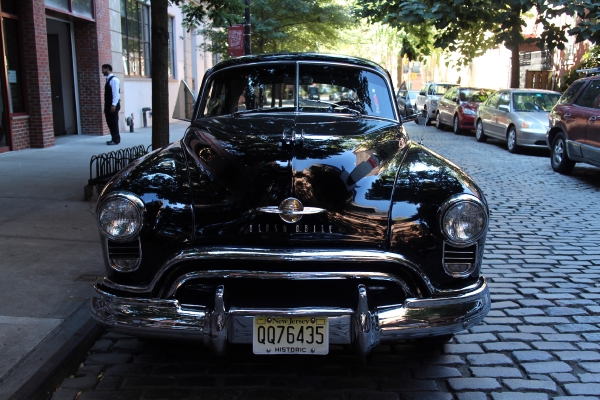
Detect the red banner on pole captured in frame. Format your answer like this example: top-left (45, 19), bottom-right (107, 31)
top-left (228, 25), bottom-right (245, 57)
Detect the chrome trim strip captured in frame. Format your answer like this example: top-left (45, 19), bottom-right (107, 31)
top-left (165, 270), bottom-right (415, 299)
top-left (89, 278), bottom-right (490, 355)
top-left (100, 248), bottom-right (437, 294)
top-left (442, 242), bottom-right (477, 278)
top-left (103, 236), bottom-right (142, 272)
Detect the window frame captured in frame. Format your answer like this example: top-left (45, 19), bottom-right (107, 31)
top-left (167, 15), bottom-right (175, 79)
top-left (121, 0), bottom-right (151, 78)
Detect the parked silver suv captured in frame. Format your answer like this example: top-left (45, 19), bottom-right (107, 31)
top-left (416, 82), bottom-right (458, 125)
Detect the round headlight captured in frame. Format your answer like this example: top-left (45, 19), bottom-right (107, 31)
top-left (97, 193), bottom-right (144, 241)
top-left (440, 195), bottom-right (487, 245)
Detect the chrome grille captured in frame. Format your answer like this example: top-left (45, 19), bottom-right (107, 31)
top-left (107, 239), bottom-right (141, 272)
top-left (443, 243), bottom-right (477, 277)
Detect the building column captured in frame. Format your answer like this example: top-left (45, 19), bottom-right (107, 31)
top-left (20, 0), bottom-right (54, 148)
top-left (73, 0), bottom-right (112, 136)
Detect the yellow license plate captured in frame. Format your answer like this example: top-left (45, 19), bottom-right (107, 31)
top-left (253, 316), bottom-right (329, 355)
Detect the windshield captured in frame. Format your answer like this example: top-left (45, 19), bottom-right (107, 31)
top-left (512, 92), bottom-right (561, 112)
top-left (201, 62), bottom-right (395, 119)
top-left (460, 88), bottom-right (494, 102)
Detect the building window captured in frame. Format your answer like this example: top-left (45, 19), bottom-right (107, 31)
top-left (121, 0), bottom-right (151, 77)
top-left (3, 17), bottom-right (25, 113)
top-left (168, 16), bottom-right (175, 79)
top-left (45, 0), bottom-right (93, 19)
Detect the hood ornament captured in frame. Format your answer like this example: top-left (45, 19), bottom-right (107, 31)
top-left (257, 197), bottom-right (325, 223)
top-left (281, 128), bottom-right (304, 148)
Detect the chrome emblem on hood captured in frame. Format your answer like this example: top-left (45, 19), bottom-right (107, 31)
top-left (257, 197), bottom-right (325, 223)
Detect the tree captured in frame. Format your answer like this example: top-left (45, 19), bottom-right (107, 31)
top-left (355, 0), bottom-right (600, 88)
top-left (196, 0), bottom-right (353, 56)
top-left (151, 0), bottom-right (243, 150)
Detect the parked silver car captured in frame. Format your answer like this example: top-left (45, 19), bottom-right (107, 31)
top-left (475, 89), bottom-right (561, 153)
top-left (415, 82), bottom-right (458, 125)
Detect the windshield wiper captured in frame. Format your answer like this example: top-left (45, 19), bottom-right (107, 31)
top-left (300, 99), bottom-right (362, 116)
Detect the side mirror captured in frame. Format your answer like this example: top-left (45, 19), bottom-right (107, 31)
top-left (172, 80), bottom-right (197, 121)
top-left (498, 104), bottom-right (510, 113)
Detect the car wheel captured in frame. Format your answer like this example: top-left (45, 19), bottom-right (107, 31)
top-left (551, 132), bottom-right (576, 174)
top-left (435, 112), bottom-right (443, 130)
top-left (507, 126), bottom-right (519, 153)
top-left (453, 115), bottom-right (461, 134)
top-left (475, 120), bottom-right (487, 142)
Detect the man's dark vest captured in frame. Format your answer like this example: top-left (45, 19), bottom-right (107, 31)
top-left (104, 76), bottom-right (119, 112)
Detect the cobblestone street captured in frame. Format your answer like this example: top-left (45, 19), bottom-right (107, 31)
top-left (51, 123), bottom-right (600, 400)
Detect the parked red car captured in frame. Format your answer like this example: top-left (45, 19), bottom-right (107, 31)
top-left (436, 87), bottom-right (495, 134)
top-left (548, 71), bottom-right (600, 173)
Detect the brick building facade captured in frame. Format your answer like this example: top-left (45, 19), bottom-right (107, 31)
top-left (0, 0), bottom-right (111, 153)
top-left (0, 0), bottom-right (215, 153)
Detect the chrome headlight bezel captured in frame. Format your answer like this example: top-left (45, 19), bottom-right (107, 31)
top-left (96, 192), bottom-right (145, 242)
top-left (438, 194), bottom-right (488, 247)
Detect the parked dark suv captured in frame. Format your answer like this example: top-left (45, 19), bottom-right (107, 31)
top-left (548, 72), bottom-right (600, 173)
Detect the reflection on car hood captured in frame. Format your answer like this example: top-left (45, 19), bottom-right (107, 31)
top-left (184, 114), bottom-right (409, 247)
top-left (512, 111), bottom-right (551, 126)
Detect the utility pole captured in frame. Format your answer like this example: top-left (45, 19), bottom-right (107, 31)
top-left (244, 0), bottom-right (251, 55)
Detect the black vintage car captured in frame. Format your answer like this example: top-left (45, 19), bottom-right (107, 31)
top-left (91, 53), bottom-right (490, 356)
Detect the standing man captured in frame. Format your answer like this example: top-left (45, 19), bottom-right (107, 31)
top-left (102, 64), bottom-right (121, 145)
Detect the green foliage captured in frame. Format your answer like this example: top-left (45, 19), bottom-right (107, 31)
top-left (354, 0), bottom-right (535, 64)
top-left (173, 0), bottom-right (245, 28)
top-left (354, 0), bottom-right (600, 86)
top-left (194, 0), bottom-right (353, 57)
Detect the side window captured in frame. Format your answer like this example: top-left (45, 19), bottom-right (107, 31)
top-left (497, 92), bottom-right (510, 109)
top-left (574, 80), bottom-right (600, 108)
top-left (485, 92), bottom-right (500, 108)
top-left (420, 85), bottom-right (428, 96)
top-left (428, 85), bottom-right (436, 95)
top-left (444, 88), bottom-right (455, 100)
top-left (559, 80), bottom-right (586, 105)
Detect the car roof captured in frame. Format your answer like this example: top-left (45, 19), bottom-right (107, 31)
top-left (209, 53), bottom-right (388, 75)
top-left (500, 88), bottom-right (561, 94)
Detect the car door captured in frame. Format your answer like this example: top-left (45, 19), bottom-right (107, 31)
top-left (478, 91), bottom-right (500, 135)
top-left (577, 79), bottom-right (600, 163)
top-left (482, 91), bottom-right (507, 138)
top-left (492, 91), bottom-right (512, 138)
top-left (438, 88), bottom-right (456, 125)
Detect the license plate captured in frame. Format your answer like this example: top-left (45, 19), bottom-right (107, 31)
top-left (253, 316), bottom-right (328, 355)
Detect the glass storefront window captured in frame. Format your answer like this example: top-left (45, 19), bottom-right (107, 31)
top-left (72, 0), bottom-right (93, 18)
top-left (3, 18), bottom-right (24, 113)
top-left (121, 0), bottom-right (151, 77)
top-left (45, 0), bottom-right (93, 19)
top-left (45, 0), bottom-right (70, 12)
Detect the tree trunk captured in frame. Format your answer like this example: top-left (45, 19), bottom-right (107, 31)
top-left (510, 45), bottom-right (521, 88)
top-left (509, 5), bottom-right (522, 89)
top-left (151, 0), bottom-right (170, 150)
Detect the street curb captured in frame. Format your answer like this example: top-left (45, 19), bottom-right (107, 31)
top-left (5, 302), bottom-right (104, 400)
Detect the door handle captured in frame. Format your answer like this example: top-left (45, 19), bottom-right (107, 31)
top-left (589, 116), bottom-right (597, 122)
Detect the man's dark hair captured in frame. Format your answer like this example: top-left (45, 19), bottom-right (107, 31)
top-left (102, 64), bottom-right (113, 71)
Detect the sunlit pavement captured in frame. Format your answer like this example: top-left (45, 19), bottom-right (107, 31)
top-left (50, 122), bottom-right (600, 400)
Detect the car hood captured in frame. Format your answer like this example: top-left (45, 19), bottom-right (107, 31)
top-left (462, 101), bottom-right (481, 111)
top-left (184, 114), bottom-right (409, 248)
top-left (512, 111), bottom-right (551, 126)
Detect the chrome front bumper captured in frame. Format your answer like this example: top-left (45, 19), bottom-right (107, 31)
top-left (90, 278), bottom-right (490, 355)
